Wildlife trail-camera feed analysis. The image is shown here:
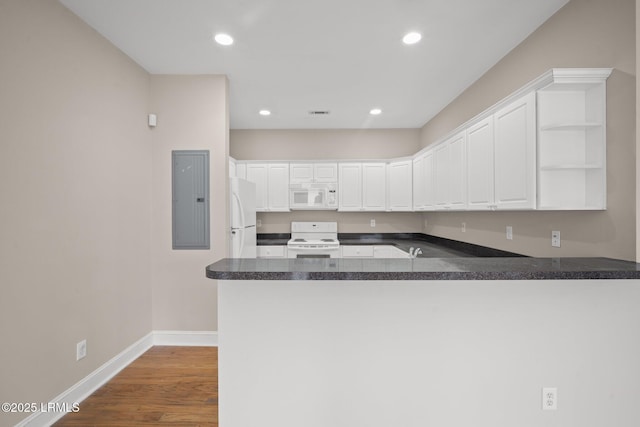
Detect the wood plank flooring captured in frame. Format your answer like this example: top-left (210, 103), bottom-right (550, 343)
top-left (54, 346), bottom-right (218, 427)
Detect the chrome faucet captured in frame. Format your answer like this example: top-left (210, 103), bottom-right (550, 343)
top-left (409, 247), bottom-right (423, 258)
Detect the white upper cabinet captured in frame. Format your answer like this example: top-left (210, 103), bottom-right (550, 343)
top-left (245, 163), bottom-right (268, 211)
top-left (434, 131), bottom-right (467, 210)
top-left (267, 163), bottom-right (290, 211)
top-left (289, 163), bottom-right (314, 183)
top-left (493, 91), bottom-right (536, 210)
top-left (338, 163), bottom-right (362, 211)
top-left (412, 155), bottom-right (425, 210)
top-left (536, 69), bottom-right (611, 210)
top-left (290, 162), bottom-right (338, 183)
top-left (245, 162), bottom-right (290, 212)
top-left (423, 151), bottom-right (435, 210)
top-left (313, 163), bottom-right (338, 182)
top-left (466, 116), bottom-right (495, 209)
top-left (338, 162), bottom-right (386, 211)
top-left (465, 93), bottom-right (535, 211)
top-left (387, 159), bottom-right (412, 211)
top-left (362, 163), bottom-right (387, 211)
top-left (243, 70), bottom-right (611, 213)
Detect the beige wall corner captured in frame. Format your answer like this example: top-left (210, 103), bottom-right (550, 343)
top-left (150, 75), bottom-right (229, 331)
top-left (420, 0), bottom-right (636, 260)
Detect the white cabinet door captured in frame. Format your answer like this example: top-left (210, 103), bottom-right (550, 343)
top-left (423, 151), bottom-right (435, 210)
top-left (362, 162), bottom-right (386, 211)
top-left (388, 159), bottom-right (412, 211)
top-left (494, 92), bottom-right (536, 209)
top-left (434, 143), bottom-right (450, 209)
top-left (291, 162), bottom-right (337, 183)
top-left (245, 164), bottom-right (268, 211)
top-left (412, 155), bottom-right (425, 210)
top-left (314, 163), bottom-right (338, 182)
top-left (338, 163), bottom-right (362, 211)
top-left (267, 163), bottom-right (290, 211)
top-left (342, 245), bottom-right (375, 258)
top-left (467, 116), bottom-right (495, 209)
top-left (448, 132), bottom-right (467, 209)
top-left (289, 163), bottom-right (314, 183)
top-left (257, 246), bottom-right (287, 258)
top-left (434, 131), bottom-right (466, 210)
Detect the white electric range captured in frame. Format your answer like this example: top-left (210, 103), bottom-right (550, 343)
top-left (287, 222), bottom-right (340, 258)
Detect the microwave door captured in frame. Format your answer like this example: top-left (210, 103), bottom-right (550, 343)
top-left (293, 190), bottom-right (310, 206)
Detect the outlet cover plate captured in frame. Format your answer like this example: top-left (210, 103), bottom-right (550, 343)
top-left (542, 387), bottom-right (557, 410)
top-left (76, 340), bottom-right (87, 361)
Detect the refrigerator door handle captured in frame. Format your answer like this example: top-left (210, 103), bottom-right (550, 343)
top-left (232, 192), bottom-right (246, 228)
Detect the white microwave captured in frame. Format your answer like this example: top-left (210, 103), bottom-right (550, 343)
top-left (290, 183), bottom-right (337, 210)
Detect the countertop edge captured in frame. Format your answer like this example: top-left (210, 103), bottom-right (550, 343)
top-left (206, 261), bottom-right (640, 281)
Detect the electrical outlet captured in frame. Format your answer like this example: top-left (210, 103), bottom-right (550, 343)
top-left (76, 340), bottom-right (87, 361)
top-left (461, 222), bottom-right (466, 232)
top-left (370, 219), bottom-right (376, 227)
top-left (552, 230), bottom-right (561, 248)
top-left (542, 387), bottom-right (557, 410)
top-left (506, 226), bottom-right (513, 240)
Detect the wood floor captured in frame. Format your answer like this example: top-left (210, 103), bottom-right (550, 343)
top-left (54, 346), bottom-right (218, 427)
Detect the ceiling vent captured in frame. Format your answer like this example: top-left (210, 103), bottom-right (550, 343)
top-left (308, 110), bottom-right (330, 115)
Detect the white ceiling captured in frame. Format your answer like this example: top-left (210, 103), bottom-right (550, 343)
top-left (59, 0), bottom-right (569, 130)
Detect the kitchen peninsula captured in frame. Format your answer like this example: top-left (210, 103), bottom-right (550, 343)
top-left (207, 257), bottom-right (640, 427)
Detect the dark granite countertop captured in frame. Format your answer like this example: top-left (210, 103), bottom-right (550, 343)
top-left (206, 257), bottom-right (640, 281)
top-left (257, 233), bottom-right (522, 258)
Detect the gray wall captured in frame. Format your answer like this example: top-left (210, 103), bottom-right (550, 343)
top-left (419, 0), bottom-right (636, 260)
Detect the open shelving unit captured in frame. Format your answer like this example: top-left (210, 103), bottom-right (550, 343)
top-left (536, 69), bottom-right (612, 210)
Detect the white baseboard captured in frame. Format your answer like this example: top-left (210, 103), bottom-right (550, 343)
top-left (16, 330), bottom-right (217, 427)
top-left (153, 330), bottom-right (218, 347)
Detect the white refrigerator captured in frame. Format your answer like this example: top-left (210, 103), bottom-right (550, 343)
top-left (230, 177), bottom-right (257, 258)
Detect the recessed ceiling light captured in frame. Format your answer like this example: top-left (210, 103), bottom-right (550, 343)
top-left (214, 33), bottom-right (234, 46)
top-left (259, 110), bottom-right (271, 116)
top-left (370, 108), bottom-right (382, 115)
top-left (402, 32), bottom-right (422, 45)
